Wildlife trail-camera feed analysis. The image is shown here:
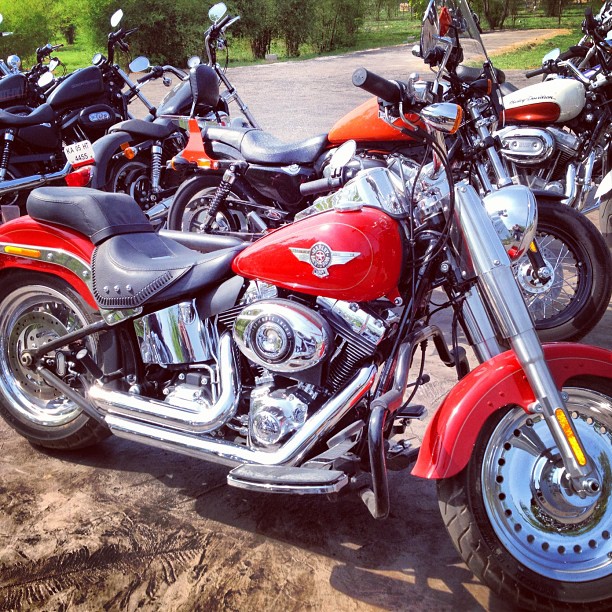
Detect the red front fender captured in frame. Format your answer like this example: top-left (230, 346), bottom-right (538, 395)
top-left (0, 216), bottom-right (97, 309)
top-left (412, 343), bottom-right (612, 479)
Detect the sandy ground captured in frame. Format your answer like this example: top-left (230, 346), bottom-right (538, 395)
top-left (1, 29), bottom-right (611, 611)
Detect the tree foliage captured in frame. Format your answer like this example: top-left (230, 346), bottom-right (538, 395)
top-left (1, 0), bottom-right (54, 64)
top-left (3, 0), bottom-right (370, 64)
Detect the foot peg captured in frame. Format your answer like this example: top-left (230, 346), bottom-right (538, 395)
top-left (227, 464), bottom-right (348, 495)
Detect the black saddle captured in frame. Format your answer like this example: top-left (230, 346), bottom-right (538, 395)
top-left (203, 125), bottom-right (328, 165)
top-left (26, 187), bottom-right (247, 310)
top-left (456, 65), bottom-right (507, 84)
top-left (0, 103), bottom-right (55, 128)
top-left (110, 118), bottom-right (177, 140)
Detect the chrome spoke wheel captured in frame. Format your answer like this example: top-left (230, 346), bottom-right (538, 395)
top-left (516, 234), bottom-right (578, 322)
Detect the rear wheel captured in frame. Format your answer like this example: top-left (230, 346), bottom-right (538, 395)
top-left (438, 379), bottom-right (612, 610)
top-left (0, 274), bottom-right (109, 449)
top-left (515, 199), bottom-right (612, 342)
top-left (166, 175), bottom-right (252, 233)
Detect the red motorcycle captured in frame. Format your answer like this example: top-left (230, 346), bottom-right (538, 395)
top-left (0, 87), bottom-right (610, 608)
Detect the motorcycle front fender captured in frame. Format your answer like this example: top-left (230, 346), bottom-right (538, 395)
top-left (595, 167), bottom-right (612, 202)
top-left (412, 343), bottom-right (612, 479)
top-left (0, 215), bottom-right (97, 309)
top-left (90, 130), bottom-right (134, 190)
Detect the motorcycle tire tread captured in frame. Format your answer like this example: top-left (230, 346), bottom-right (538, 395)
top-left (437, 381), bottom-right (612, 611)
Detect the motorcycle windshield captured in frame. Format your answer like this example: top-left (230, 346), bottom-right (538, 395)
top-left (425, 0), bottom-right (494, 78)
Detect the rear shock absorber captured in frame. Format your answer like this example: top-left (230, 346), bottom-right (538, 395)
top-left (202, 163), bottom-right (238, 232)
top-left (150, 142), bottom-right (163, 193)
top-left (0, 130), bottom-right (15, 180)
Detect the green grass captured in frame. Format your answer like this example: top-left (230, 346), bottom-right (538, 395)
top-left (490, 29), bottom-right (583, 69)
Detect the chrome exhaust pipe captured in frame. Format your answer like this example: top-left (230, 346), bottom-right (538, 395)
top-left (101, 365), bottom-right (376, 468)
top-left (0, 161), bottom-right (72, 195)
top-left (89, 333), bottom-right (239, 433)
top-left (145, 195), bottom-right (174, 224)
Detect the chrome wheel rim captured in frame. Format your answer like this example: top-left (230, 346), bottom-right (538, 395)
top-left (515, 233), bottom-right (580, 322)
top-left (482, 388), bottom-right (612, 581)
top-left (0, 286), bottom-right (94, 426)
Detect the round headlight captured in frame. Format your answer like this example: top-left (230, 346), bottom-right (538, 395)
top-left (483, 185), bottom-right (538, 260)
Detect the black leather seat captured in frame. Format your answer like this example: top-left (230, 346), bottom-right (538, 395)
top-left (110, 118), bottom-right (177, 139)
top-left (204, 125), bottom-right (328, 165)
top-left (26, 187), bottom-right (247, 310)
top-left (0, 103), bottom-right (55, 128)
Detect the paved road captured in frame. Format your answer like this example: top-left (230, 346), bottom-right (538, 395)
top-left (0, 30), bottom-right (610, 612)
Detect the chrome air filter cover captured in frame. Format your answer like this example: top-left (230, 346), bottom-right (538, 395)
top-left (233, 299), bottom-right (332, 372)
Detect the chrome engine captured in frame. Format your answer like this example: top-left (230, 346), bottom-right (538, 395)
top-left (231, 293), bottom-right (388, 448)
top-left (495, 125), bottom-right (583, 204)
top-left (93, 288), bottom-right (389, 452)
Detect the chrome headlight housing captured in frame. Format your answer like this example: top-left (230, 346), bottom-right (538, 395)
top-left (483, 185), bottom-right (538, 259)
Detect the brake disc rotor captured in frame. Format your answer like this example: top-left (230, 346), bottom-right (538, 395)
top-left (8, 311), bottom-right (68, 399)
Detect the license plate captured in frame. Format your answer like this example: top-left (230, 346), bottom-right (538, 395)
top-left (63, 140), bottom-right (94, 168)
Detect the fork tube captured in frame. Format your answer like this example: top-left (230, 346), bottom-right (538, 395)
top-left (455, 182), bottom-right (599, 494)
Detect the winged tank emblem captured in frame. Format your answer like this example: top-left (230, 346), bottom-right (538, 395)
top-left (289, 242), bottom-right (360, 278)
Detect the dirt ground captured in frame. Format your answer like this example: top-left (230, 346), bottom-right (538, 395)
top-left (1, 30), bottom-right (610, 612)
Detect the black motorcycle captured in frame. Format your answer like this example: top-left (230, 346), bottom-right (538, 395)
top-left (0, 9), bottom-right (173, 215)
top-left (84, 2), bottom-right (256, 225)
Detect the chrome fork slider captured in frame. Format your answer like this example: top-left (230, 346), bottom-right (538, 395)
top-left (454, 183), bottom-right (599, 494)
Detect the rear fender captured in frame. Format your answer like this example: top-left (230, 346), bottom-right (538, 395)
top-left (412, 343), bottom-right (612, 479)
top-left (90, 130), bottom-right (134, 190)
top-left (0, 215), bottom-right (97, 309)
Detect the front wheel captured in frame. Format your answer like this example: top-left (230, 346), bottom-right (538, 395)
top-left (438, 379), bottom-right (612, 610)
top-left (515, 199), bottom-right (612, 342)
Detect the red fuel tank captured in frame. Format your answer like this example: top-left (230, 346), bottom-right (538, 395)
top-left (232, 207), bottom-right (403, 302)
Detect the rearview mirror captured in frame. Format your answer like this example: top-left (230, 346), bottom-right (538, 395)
top-left (209, 3), bottom-right (227, 23)
top-left (111, 9), bottom-right (124, 28)
top-left (129, 56), bottom-right (150, 73)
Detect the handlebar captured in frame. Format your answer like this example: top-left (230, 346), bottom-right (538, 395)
top-left (525, 66), bottom-right (548, 79)
top-left (136, 64), bottom-right (187, 84)
top-left (299, 175), bottom-right (344, 197)
top-left (299, 167), bottom-right (359, 196)
top-left (352, 67), bottom-right (403, 104)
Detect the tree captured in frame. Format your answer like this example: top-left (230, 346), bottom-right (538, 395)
top-left (309, 0), bottom-right (366, 53)
top-left (234, 0), bottom-right (276, 59)
top-left (276, 0), bottom-right (313, 57)
top-left (1, 1), bottom-right (54, 63)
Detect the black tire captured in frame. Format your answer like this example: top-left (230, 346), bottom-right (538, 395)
top-left (166, 174), bottom-right (251, 233)
top-left (599, 194), bottom-right (612, 249)
top-left (514, 199), bottom-right (612, 342)
top-left (0, 273), bottom-right (109, 449)
top-left (107, 157), bottom-right (153, 210)
top-left (438, 377), bottom-right (612, 610)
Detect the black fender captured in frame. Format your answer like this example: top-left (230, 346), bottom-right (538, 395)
top-left (90, 130), bottom-right (135, 190)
